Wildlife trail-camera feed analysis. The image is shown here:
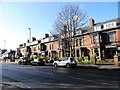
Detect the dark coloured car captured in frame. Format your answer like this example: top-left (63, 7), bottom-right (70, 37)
top-left (18, 56), bottom-right (31, 65)
top-left (31, 59), bottom-right (45, 66)
top-left (46, 57), bottom-right (59, 63)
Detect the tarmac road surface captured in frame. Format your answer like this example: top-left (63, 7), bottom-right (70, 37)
top-left (0, 63), bottom-right (120, 89)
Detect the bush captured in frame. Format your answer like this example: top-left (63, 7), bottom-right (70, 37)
top-left (84, 56), bottom-right (88, 61)
top-left (77, 60), bottom-right (91, 64)
top-left (96, 60), bottom-right (114, 64)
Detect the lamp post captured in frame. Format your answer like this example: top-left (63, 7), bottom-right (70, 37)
top-left (28, 28), bottom-right (31, 43)
top-left (28, 28), bottom-right (31, 56)
top-left (4, 40), bottom-right (6, 49)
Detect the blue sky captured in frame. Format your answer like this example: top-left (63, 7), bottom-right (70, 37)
top-left (0, 2), bottom-right (118, 50)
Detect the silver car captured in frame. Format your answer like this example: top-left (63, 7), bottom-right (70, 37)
top-left (53, 57), bottom-right (77, 68)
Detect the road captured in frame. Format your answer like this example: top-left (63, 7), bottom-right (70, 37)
top-left (0, 62), bottom-right (120, 89)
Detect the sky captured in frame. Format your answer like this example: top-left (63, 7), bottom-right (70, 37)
top-left (0, 1), bottom-right (118, 50)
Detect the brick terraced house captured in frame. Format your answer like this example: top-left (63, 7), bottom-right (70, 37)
top-left (17, 18), bottom-right (120, 61)
top-left (74, 18), bottom-right (120, 60)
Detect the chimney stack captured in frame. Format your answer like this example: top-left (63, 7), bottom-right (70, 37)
top-left (27, 40), bottom-right (29, 43)
top-left (89, 18), bottom-right (95, 27)
top-left (32, 37), bottom-right (36, 41)
top-left (45, 34), bottom-right (49, 38)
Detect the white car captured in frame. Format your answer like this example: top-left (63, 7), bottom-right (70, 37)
top-left (53, 57), bottom-right (77, 68)
top-left (0, 57), bottom-right (3, 60)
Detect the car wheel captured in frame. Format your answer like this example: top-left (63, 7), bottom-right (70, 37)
top-left (19, 61), bottom-right (21, 65)
top-left (36, 63), bottom-right (38, 66)
top-left (54, 63), bottom-right (58, 67)
top-left (66, 63), bottom-right (70, 68)
top-left (43, 62), bottom-right (46, 65)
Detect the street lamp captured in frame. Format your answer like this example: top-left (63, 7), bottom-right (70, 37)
top-left (4, 40), bottom-right (6, 49)
top-left (28, 28), bottom-right (32, 55)
top-left (28, 28), bottom-right (31, 43)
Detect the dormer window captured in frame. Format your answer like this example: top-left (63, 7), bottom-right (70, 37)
top-left (94, 26), bottom-right (101, 31)
top-left (103, 22), bottom-right (116, 29)
top-left (82, 30), bottom-right (87, 33)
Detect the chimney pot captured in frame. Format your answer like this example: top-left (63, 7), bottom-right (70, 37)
top-left (89, 18), bottom-right (95, 27)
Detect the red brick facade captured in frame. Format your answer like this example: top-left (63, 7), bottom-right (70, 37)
top-left (18, 18), bottom-right (120, 61)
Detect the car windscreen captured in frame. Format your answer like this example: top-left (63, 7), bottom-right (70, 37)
top-left (23, 57), bottom-right (28, 60)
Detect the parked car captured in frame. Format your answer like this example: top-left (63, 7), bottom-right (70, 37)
top-left (46, 57), bottom-right (59, 63)
top-left (10, 58), bottom-right (15, 62)
top-left (53, 57), bottom-right (77, 68)
top-left (0, 57), bottom-right (3, 60)
top-left (0, 56), bottom-right (8, 62)
top-left (0, 57), bottom-right (4, 62)
top-left (31, 58), bottom-right (45, 66)
top-left (18, 56), bottom-right (31, 65)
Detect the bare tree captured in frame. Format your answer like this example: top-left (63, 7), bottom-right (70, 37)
top-left (51, 4), bottom-right (88, 57)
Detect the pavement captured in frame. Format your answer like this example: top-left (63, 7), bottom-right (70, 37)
top-left (1, 59), bottom-right (120, 69)
top-left (77, 64), bottom-right (120, 69)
